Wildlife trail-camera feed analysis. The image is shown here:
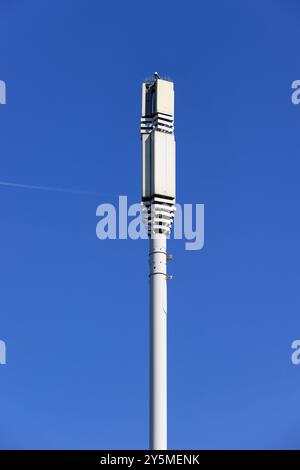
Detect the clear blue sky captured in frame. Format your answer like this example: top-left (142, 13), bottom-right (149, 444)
top-left (0, 0), bottom-right (300, 450)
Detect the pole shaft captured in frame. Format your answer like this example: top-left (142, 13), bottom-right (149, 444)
top-left (149, 234), bottom-right (167, 450)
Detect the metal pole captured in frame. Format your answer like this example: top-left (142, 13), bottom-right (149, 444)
top-left (141, 73), bottom-right (175, 451)
top-left (149, 234), bottom-right (167, 450)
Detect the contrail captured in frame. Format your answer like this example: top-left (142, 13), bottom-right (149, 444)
top-left (0, 180), bottom-right (97, 196)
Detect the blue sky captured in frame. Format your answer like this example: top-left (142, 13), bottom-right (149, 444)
top-left (0, 0), bottom-right (300, 449)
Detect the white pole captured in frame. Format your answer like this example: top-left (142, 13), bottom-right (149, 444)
top-left (149, 233), bottom-right (167, 450)
top-left (141, 74), bottom-right (175, 450)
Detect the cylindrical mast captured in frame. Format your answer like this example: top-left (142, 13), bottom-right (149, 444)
top-left (149, 234), bottom-right (167, 450)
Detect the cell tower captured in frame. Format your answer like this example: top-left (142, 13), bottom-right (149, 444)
top-left (141, 73), bottom-right (176, 450)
